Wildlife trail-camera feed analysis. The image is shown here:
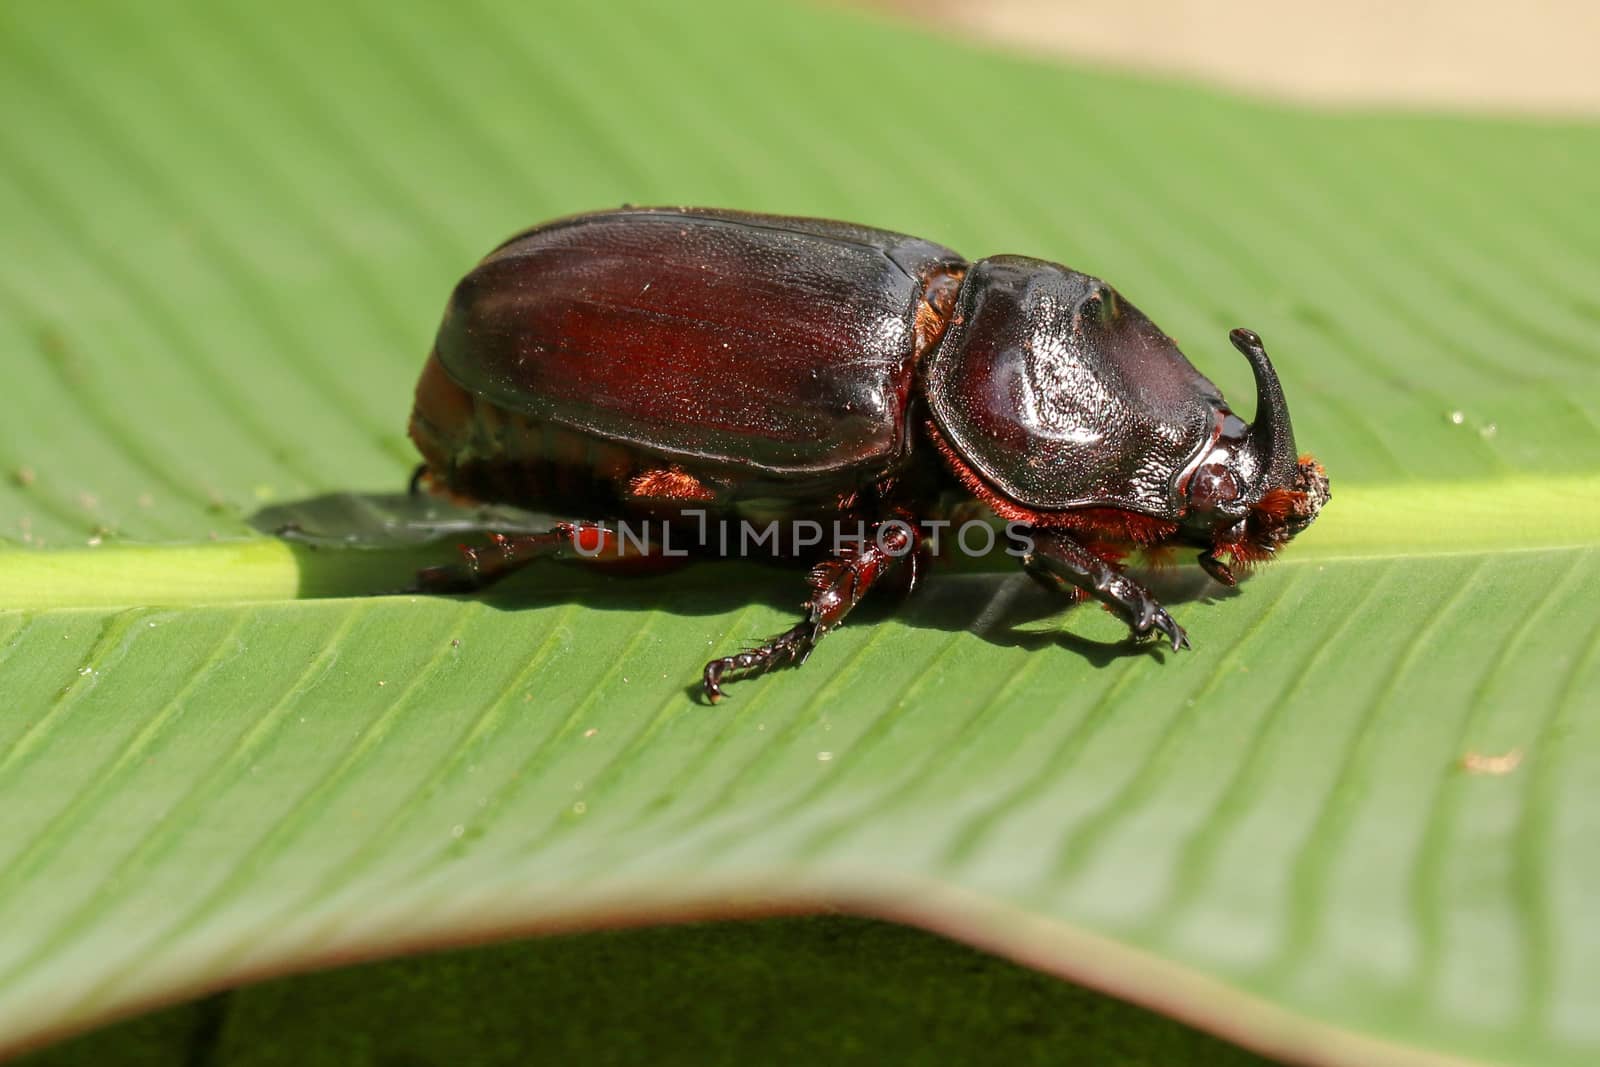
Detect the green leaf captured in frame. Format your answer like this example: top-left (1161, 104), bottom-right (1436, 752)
top-left (1, 1), bottom-right (1598, 1065)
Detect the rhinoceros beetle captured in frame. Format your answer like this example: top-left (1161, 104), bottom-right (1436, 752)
top-left (408, 208), bottom-right (1329, 701)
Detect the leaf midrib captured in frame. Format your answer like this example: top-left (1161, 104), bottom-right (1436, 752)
top-left (0, 475), bottom-right (1596, 612)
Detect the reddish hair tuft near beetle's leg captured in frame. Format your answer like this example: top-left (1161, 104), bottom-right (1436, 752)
top-left (702, 517), bottom-right (921, 703)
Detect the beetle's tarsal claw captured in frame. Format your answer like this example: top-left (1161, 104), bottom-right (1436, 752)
top-left (1151, 610), bottom-right (1189, 651)
top-left (700, 620), bottom-right (816, 701)
top-left (702, 664), bottom-right (725, 704)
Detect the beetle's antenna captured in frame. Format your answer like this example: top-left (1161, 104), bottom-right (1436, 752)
top-left (1230, 328), bottom-right (1297, 492)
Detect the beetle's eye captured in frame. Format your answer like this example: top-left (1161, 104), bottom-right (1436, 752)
top-left (1191, 463), bottom-right (1240, 508)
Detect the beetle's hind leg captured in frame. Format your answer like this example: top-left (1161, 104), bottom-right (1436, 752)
top-left (411, 521), bottom-right (613, 593)
top-left (702, 519), bottom-right (920, 703)
top-left (1022, 530), bottom-right (1189, 651)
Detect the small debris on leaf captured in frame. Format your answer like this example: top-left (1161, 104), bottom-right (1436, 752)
top-left (1460, 748), bottom-right (1523, 776)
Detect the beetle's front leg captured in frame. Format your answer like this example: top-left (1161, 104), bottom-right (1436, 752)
top-left (1022, 530), bottom-right (1190, 651)
top-left (702, 519), bottom-right (920, 703)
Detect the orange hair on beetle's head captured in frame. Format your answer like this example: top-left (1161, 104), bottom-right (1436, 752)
top-left (1214, 455), bottom-right (1330, 574)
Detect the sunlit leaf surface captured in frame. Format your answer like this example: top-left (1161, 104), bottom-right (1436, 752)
top-left (1, 1), bottom-right (1598, 1063)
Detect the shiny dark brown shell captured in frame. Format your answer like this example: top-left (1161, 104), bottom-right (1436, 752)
top-left (431, 208), bottom-right (965, 493)
top-left (922, 255), bottom-right (1230, 519)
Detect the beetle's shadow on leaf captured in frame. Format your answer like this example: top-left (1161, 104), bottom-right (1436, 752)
top-left (250, 491), bottom-right (558, 551)
top-left (886, 569), bottom-right (1235, 669)
top-left (251, 492), bottom-right (823, 614)
top-left (252, 492), bottom-right (1239, 670)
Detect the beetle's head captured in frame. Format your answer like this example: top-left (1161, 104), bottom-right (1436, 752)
top-left (1183, 329), bottom-right (1330, 584)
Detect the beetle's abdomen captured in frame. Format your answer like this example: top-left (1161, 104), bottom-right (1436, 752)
top-left (411, 349), bottom-right (653, 513)
top-left (427, 208), bottom-right (965, 495)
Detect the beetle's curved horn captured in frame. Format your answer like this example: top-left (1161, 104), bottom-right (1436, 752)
top-left (1230, 328), bottom-right (1297, 491)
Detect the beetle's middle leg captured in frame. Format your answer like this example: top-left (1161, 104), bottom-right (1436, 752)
top-left (702, 519), bottom-right (921, 703)
top-left (1022, 530), bottom-right (1190, 651)
top-left (411, 521), bottom-right (617, 593)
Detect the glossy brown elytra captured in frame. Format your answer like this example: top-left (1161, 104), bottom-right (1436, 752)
top-left (407, 208), bottom-right (1329, 701)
